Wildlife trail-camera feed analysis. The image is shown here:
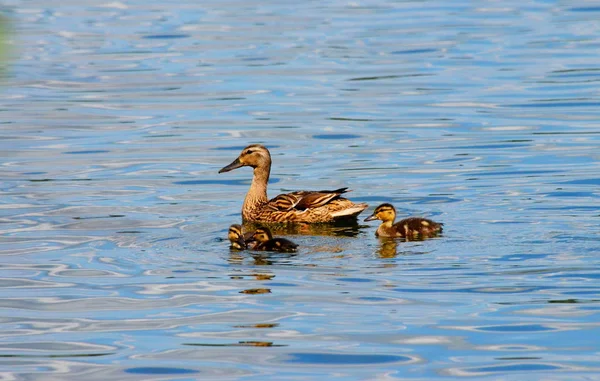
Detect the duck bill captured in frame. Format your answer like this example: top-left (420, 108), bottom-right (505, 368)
top-left (219, 157), bottom-right (243, 173)
top-left (364, 214), bottom-right (378, 222)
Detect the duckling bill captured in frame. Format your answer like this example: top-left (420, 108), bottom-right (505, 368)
top-left (364, 203), bottom-right (443, 240)
top-left (251, 226), bottom-right (298, 253)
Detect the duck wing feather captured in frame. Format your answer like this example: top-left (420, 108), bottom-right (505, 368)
top-left (267, 187), bottom-right (349, 211)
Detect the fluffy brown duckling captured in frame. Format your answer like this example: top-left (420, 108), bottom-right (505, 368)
top-left (218, 144), bottom-right (368, 223)
top-left (364, 203), bottom-right (443, 240)
top-left (228, 224), bottom-right (256, 250)
top-left (251, 226), bottom-right (298, 252)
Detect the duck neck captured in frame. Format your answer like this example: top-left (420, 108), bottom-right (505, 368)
top-left (377, 217), bottom-right (395, 235)
top-left (381, 219), bottom-right (394, 228)
top-left (243, 164), bottom-right (270, 217)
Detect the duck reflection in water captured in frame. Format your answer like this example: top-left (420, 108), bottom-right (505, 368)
top-left (242, 219), bottom-right (361, 238)
top-left (229, 221), bottom-right (359, 251)
top-left (374, 238), bottom-right (431, 258)
top-left (377, 238), bottom-right (400, 258)
top-left (228, 249), bottom-right (297, 266)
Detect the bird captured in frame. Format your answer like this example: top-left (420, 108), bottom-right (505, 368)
top-left (364, 203), bottom-right (443, 240)
top-left (251, 226), bottom-right (298, 252)
top-left (228, 224), bottom-right (249, 250)
top-left (218, 144), bottom-right (368, 223)
top-left (227, 224), bottom-right (258, 250)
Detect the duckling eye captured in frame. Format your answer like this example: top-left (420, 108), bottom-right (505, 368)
top-left (245, 149), bottom-right (254, 155)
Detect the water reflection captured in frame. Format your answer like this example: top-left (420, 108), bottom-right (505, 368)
top-left (184, 341), bottom-right (283, 347)
top-left (377, 238), bottom-right (400, 258)
top-left (375, 237), bottom-right (441, 258)
top-left (241, 220), bottom-right (363, 238)
top-left (250, 253), bottom-right (298, 266)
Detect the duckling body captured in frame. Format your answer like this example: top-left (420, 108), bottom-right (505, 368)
top-left (219, 144), bottom-right (368, 223)
top-left (364, 203), bottom-right (443, 240)
top-left (251, 227), bottom-right (298, 253)
top-left (255, 238), bottom-right (298, 253)
top-left (228, 224), bottom-right (255, 250)
top-left (375, 216), bottom-right (442, 239)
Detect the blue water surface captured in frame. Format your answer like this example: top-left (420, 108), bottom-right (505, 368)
top-left (1, 0), bottom-right (599, 380)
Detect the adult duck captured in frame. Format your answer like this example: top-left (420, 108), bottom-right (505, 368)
top-left (219, 144), bottom-right (368, 223)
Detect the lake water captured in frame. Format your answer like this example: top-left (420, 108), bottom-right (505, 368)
top-left (1, 0), bottom-right (600, 379)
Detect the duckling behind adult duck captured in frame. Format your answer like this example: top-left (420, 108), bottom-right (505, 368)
top-left (364, 203), bottom-right (443, 240)
top-left (218, 144), bottom-right (368, 223)
top-left (251, 226), bottom-right (298, 252)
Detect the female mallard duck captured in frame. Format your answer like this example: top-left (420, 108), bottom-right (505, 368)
top-left (364, 203), bottom-right (443, 240)
top-left (251, 226), bottom-right (298, 252)
top-left (219, 144), bottom-right (368, 223)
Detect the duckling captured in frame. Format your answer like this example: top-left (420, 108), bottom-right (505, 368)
top-left (228, 224), bottom-right (258, 250)
top-left (251, 226), bottom-right (298, 253)
top-left (364, 203), bottom-right (443, 240)
top-left (218, 144), bottom-right (368, 223)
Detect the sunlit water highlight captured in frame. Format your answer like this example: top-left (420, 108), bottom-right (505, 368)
top-left (1, 0), bottom-right (600, 380)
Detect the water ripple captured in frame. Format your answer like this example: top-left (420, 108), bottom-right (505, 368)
top-left (1, 0), bottom-right (600, 379)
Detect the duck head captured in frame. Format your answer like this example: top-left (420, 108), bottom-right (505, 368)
top-left (364, 203), bottom-right (396, 223)
top-left (252, 226), bottom-right (274, 243)
top-left (219, 144), bottom-right (272, 173)
top-left (228, 224), bottom-right (246, 249)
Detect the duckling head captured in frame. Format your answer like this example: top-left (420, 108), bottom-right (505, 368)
top-left (219, 144), bottom-right (272, 173)
top-left (228, 224), bottom-right (246, 249)
top-left (228, 224), bottom-right (243, 241)
top-left (364, 203), bottom-right (396, 223)
top-left (252, 226), bottom-right (273, 243)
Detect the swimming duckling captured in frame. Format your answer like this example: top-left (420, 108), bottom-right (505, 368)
top-left (228, 224), bottom-right (256, 250)
top-left (218, 144), bottom-right (368, 223)
top-left (251, 226), bottom-right (298, 252)
top-left (364, 203), bottom-right (443, 240)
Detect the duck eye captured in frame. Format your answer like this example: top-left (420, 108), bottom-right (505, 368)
top-left (245, 149), bottom-right (254, 155)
